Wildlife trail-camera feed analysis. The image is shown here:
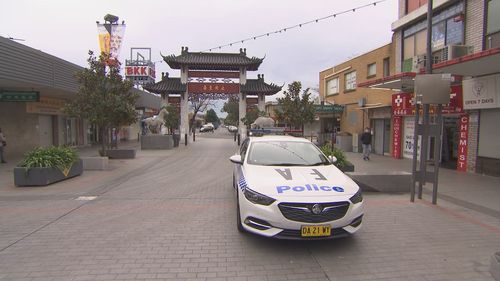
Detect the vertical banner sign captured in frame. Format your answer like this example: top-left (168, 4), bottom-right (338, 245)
top-left (97, 24), bottom-right (126, 61)
top-left (392, 116), bottom-right (402, 159)
top-left (457, 114), bottom-right (469, 172)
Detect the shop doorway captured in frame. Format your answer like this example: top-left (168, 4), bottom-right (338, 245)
top-left (38, 115), bottom-right (53, 147)
top-left (441, 116), bottom-right (460, 169)
top-left (373, 119), bottom-right (391, 155)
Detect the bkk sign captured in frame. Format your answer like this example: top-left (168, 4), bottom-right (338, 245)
top-left (125, 48), bottom-right (155, 85)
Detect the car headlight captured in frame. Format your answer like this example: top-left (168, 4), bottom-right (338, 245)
top-left (349, 189), bottom-right (363, 204)
top-left (244, 188), bottom-right (276, 206)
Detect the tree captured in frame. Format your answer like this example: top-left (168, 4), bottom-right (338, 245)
top-left (205, 108), bottom-right (219, 125)
top-left (274, 81), bottom-right (315, 132)
top-left (221, 100), bottom-right (239, 126)
top-left (64, 51), bottom-right (137, 155)
top-left (189, 96), bottom-right (214, 132)
top-left (163, 105), bottom-right (179, 134)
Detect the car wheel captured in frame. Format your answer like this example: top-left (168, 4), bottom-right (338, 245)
top-left (236, 192), bottom-right (245, 233)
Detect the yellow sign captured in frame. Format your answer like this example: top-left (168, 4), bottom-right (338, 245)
top-left (26, 97), bottom-right (67, 115)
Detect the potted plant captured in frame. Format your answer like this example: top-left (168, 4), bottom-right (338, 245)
top-left (320, 145), bottom-right (354, 172)
top-left (14, 146), bottom-right (83, 186)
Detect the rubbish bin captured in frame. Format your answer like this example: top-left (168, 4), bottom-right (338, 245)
top-left (336, 132), bottom-right (353, 152)
top-left (173, 134), bottom-right (180, 147)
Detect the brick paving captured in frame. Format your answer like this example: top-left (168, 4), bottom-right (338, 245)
top-left (0, 136), bottom-right (499, 280)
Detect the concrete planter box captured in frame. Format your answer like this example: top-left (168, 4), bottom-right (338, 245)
top-left (338, 163), bottom-right (355, 173)
top-left (106, 149), bottom-right (136, 159)
top-left (14, 159), bottom-right (83, 187)
top-left (141, 135), bottom-right (174, 150)
top-left (346, 171), bottom-right (411, 193)
top-left (81, 156), bottom-right (109, 170)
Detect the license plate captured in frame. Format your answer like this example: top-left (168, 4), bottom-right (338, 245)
top-left (301, 225), bottom-right (331, 237)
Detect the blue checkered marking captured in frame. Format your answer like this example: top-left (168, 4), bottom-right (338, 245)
top-left (238, 177), bottom-right (248, 192)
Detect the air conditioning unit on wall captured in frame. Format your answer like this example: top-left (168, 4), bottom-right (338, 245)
top-left (441, 45), bottom-right (473, 61)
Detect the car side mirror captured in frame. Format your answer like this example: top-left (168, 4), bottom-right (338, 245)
top-left (328, 155), bottom-right (337, 163)
top-left (229, 154), bottom-right (243, 164)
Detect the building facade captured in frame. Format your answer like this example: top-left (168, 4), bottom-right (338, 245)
top-left (319, 43), bottom-right (395, 154)
top-left (362, 0), bottom-right (500, 176)
top-left (0, 36), bottom-right (160, 159)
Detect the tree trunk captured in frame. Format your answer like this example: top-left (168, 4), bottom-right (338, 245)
top-left (99, 126), bottom-right (107, 156)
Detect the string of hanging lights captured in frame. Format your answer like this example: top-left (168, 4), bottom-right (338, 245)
top-left (203, 0), bottom-right (387, 52)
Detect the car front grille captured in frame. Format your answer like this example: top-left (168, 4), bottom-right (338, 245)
top-left (278, 201), bottom-right (350, 223)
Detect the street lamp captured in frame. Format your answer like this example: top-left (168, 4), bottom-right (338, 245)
top-left (324, 100), bottom-right (336, 149)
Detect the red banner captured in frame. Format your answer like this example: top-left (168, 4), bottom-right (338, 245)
top-left (188, 71), bottom-right (239, 79)
top-left (392, 93), bottom-right (414, 116)
top-left (188, 83), bottom-right (240, 94)
top-left (442, 85), bottom-right (464, 114)
top-left (392, 116), bottom-right (402, 159)
top-left (457, 114), bottom-right (469, 172)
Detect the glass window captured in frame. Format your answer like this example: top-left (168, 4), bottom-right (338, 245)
top-left (383, 58), bottom-right (390, 77)
top-left (487, 0), bottom-right (500, 34)
top-left (367, 63), bottom-right (376, 76)
top-left (345, 71), bottom-right (357, 91)
top-left (326, 77), bottom-right (339, 95)
top-left (446, 18), bottom-right (464, 45)
top-left (432, 21), bottom-right (446, 50)
top-left (247, 141), bottom-right (330, 166)
top-left (404, 36), bottom-right (415, 60)
top-left (415, 29), bottom-right (427, 56)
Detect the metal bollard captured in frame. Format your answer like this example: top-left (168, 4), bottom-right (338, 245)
top-left (234, 132), bottom-right (237, 142)
top-left (193, 131), bottom-right (195, 142)
top-left (184, 133), bottom-right (187, 146)
top-left (237, 134), bottom-right (241, 146)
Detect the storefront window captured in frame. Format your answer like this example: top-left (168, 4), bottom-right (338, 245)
top-left (326, 77), bottom-right (339, 95)
top-left (432, 21), bottom-right (446, 50)
top-left (487, 0), bottom-right (500, 35)
top-left (446, 18), bottom-right (464, 45)
top-left (367, 63), bottom-right (376, 77)
top-left (404, 36), bottom-right (415, 60)
top-left (345, 71), bottom-right (357, 91)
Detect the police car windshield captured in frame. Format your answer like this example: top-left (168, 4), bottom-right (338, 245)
top-left (246, 141), bottom-right (330, 166)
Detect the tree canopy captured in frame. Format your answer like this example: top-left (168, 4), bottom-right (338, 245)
top-left (64, 51), bottom-right (137, 152)
top-left (205, 108), bottom-right (220, 125)
top-left (274, 81), bottom-right (315, 130)
top-left (241, 107), bottom-right (266, 128)
top-left (221, 100), bottom-right (239, 126)
top-left (163, 105), bottom-right (180, 134)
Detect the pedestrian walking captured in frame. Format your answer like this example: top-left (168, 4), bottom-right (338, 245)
top-left (0, 128), bottom-right (7, 163)
top-left (361, 127), bottom-right (372, 161)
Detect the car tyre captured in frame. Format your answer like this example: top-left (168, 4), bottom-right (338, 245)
top-left (236, 192), bottom-right (245, 233)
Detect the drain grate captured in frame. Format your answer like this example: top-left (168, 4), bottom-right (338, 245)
top-left (75, 196), bottom-right (97, 201)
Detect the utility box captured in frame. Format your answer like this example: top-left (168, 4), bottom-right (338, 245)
top-left (336, 132), bottom-right (353, 152)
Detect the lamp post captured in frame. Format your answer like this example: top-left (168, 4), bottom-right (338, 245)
top-left (325, 101), bottom-right (336, 149)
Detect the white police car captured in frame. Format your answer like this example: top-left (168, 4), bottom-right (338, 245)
top-left (229, 135), bottom-right (363, 239)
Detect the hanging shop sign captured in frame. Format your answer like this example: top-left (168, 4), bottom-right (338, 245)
top-left (125, 48), bottom-right (155, 85)
top-left (457, 114), bottom-right (469, 172)
top-left (26, 97), bottom-right (66, 115)
top-left (187, 83), bottom-right (240, 94)
top-left (314, 104), bottom-right (344, 114)
top-left (392, 86), bottom-right (464, 116)
top-left (392, 116), bottom-right (402, 159)
top-left (0, 91), bottom-right (39, 102)
top-left (462, 74), bottom-right (500, 110)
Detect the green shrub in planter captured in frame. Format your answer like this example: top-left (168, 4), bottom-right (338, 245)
top-left (320, 145), bottom-right (351, 168)
top-left (20, 146), bottom-right (79, 175)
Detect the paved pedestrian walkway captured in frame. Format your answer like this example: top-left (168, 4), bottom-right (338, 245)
top-left (346, 151), bottom-right (500, 218)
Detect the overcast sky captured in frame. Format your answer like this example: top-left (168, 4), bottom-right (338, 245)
top-left (1, 0), bottom-right (397, 112)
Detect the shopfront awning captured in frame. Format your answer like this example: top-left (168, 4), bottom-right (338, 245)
top-left (355, 104), bottom-right (390, 110)
top-left (433, 47), bottom-right (500, 77)
top-left (357, 72), bottom-right (416, 92)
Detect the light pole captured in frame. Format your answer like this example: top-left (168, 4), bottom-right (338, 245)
top-left (325, 100), bottom-right (336, 149)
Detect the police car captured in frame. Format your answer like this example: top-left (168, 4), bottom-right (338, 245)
top-left (229, 135), bottom-right (363, 239)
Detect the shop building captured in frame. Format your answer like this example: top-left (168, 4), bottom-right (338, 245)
top-left (360, 0), bottom-right (500, 176)
top-left (319, 43), bottom-right (395, 154)
top-left (0, 36), bottom-right (160, 159)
